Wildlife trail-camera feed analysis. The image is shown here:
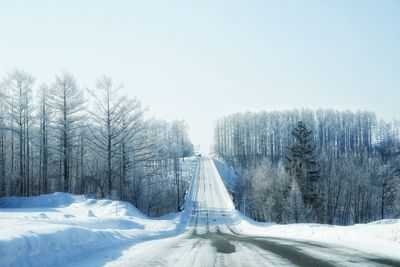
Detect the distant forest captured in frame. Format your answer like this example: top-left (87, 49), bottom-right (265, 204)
top-left (0, 69), bottom-right (194, 216)
top-left (214, 109), bottom-right (400, 225)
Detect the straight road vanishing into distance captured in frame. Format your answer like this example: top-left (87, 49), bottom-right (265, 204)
top-left (71, 157), bottom-right (400, 267)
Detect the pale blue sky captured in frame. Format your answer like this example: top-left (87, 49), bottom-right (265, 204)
top-left (0, 1), bottom-right (399, 152)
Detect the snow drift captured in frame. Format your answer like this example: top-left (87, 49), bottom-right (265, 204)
top-left (232, 210), bottom-right (400, 260)
top-left (0, 193), bottom-right (186, 267)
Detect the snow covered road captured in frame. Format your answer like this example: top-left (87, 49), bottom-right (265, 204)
top-left (69, 157), bottom-right (400, 267)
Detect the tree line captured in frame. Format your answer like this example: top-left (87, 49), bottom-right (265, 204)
top-left (0, 69), bottom-right (194, 216)
top-left (214, 109), bottom-right (400, 225)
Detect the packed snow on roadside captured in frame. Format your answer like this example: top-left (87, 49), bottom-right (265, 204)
top-left (213, 157), bottom-right (400, 260)
top-left (232, 214), bottom-right (400, 260)
top-left (0, 157), bottom-right (199, 267)
top-left (0, 192), bottom-right (191, 267)
top-left (212, 157), bottom-right (239, 194)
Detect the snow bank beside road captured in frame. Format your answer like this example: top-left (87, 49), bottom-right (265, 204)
top-left (212, 158), bottom-right (239, 193)
top-left (234, 217), bottom-right (400, 260)
top-left (212, 157), bottom-right (400, 260)
top-left (0, 192), bottom-right (82, 209)
top-left (0, 193), bottom-right (186, 267)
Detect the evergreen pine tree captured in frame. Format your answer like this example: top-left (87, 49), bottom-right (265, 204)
top-left (286, 121), bottom-right (321, 221)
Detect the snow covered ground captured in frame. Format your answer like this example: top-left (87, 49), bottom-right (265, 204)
top-left (0, 192), bottom-right (190, 267)
top-left (234, 217), bottom-right (400, 261)
top-left (214, 157), bottom-right (400, 261)
top-left (0, 158), bottom-right (200, 267)
top-left (1, 157), bottom-right (400, 267)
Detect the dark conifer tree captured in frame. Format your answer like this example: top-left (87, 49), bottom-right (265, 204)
top-left (286, 121), bottom-right (321, 221)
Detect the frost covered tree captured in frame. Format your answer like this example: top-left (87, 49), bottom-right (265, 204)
top-left (115, 96), bottom-right (148, 201)
top-left (86, 76), bottom-right (126, 197)
top-left (3, 70), bottom-right (35, 196)
top-left (239, 159), bottom-right (290, 222)
top-left (50, 72), bottom-right (85, 192)
top-left (86, 76), bottom-right (152, 199)
top-left (0, 68), bottom-right (195, 216)
top-left (0, 83), bottom-right (7, 196)
top-left (285, 179), bottom-right (305, 223)
top-left (286, 121), bottom-right (321, 221)
top-left (214, 109), bottom-right (400, 225)
top-left (37, 84), bottom-right (51, 194)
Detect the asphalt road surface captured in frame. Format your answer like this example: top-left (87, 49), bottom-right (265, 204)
top-left (73, 157), bottom-right (400, 267)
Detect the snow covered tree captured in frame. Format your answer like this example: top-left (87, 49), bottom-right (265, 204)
top-left (116, 96), bottom-right (147, 201)
top-left (239, 159), bottom-right (290, 222)
top-left (86, 76), bottom-right (126, 197)
top-left (0, 83), bottom-right (6, 197)
top-left (37, 84), bottom-right (51, 194)
top-left (3, 70), bottom-right (35, 196)
top-left (50, 72), bottom-right (85, 193)
top-left (285, 178), bottom-right (305, 223)
top-left (86, 76), bottom-right (150, 199)
top-left (285, 121), bottom-right (321, 221)
top-left (0, 67), bottom-right (195, 216)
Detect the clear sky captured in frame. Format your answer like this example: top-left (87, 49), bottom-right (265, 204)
top-left (0, 1), bottom-right (399, 153)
